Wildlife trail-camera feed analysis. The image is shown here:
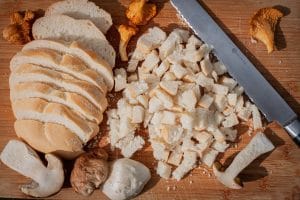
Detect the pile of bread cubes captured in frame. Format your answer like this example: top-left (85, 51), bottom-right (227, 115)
top-left (108, 27), bottom-right (264, 180)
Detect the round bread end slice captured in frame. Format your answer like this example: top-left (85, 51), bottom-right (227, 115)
top-left (15, 120), bottom-right (84, 159)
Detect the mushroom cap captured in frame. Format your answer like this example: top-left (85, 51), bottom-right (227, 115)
top-left (70, 148), bottom-right (109, 196)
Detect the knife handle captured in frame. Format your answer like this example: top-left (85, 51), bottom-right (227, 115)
top-left (284, 118), bottom-right (300, 146)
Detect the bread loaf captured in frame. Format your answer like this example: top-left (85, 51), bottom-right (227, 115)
top-left (23, 40), bottom-right (114, 90)
top-left (10, 49), bottom-right (107, 94)
top-left (45, 0), bottom-right (112, 34)
top-left (15, 120), bottom-right (84, 159)
top-left (11, 82), bottom-right (103, 123)
top-left (9, 63), bottom-right (108, 111)
top-left (32, 15), bottom-right (116, 67)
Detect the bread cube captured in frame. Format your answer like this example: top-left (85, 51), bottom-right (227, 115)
top-left (131, 105), bottom-right (145, 123)
top-left (200, 57), bottom-right (213, 76)
top-left (137, 27), bottom-right (167, 54)
top-left (168, 151), bottom-right (183, 166)
top-left (180, 113), bottom-right (194, 131)
top-left (162, 71), bottom-right (177, 81)
top-left (195, 72), bottom-right (214, 90)
top-left (154, 59), bottom-right (170, 77)
top-left (213, 61), bottom-right (227, 75)
top-left (155, 88), bottom-right (174, 109)
top-left (201, 149), bottom-right (218, 167)
top-left (157, 161), bottom-right (172, 179)
top-left (142, 50), bottom-right (160, 72)
top-left (227, 93), bottom-right (237, 106)
top-left (220, 127), bottom-right (237, 142)
top-left (211, 128), bottom-right (226, 142)
top-left (161, 125), bottom-right (184, 145)
top-left (214, 94), bottom-right (227, 112)
top-left (179, 89), bottom-right (197, 112)
top-left (198, 94), bottom-right (214, 109)
top-left (222, 113), bottom-right (239, 128)
top-left (212, 84), bottom-right (229, 95)
top-left (149, 96), bottom-right (163, 113)
top-left (161, 111), bottom-right (177, 125)
top-left (211, 141), bottom-right (230, 152)
top-left (127, 58), bottom-right (139, 72)
top-left (237, 107), bottom-right (252, 121)
top-left (186, 35), bottom-right (202, 50)
top-left (252, 104), bottom-right (262, 130)
top-left (172, 151), bottom-right (197, 180)
top-left (170, 63), bottom-right (188, 79)
top-left (160, 80), bottom-right (180, 96)
top-left (221, 77), bottom-right (237, 91)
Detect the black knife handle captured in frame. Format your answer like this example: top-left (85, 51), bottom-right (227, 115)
top-left (285, 118), bottom-right (300, 147)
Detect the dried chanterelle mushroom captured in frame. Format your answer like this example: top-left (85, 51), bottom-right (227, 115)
top-left (118, 25), bottom-right (138, 61)
top-left (126, 0), bottom-right (157, 26)
top-left (2, 10), bottom-right (38, 45)
top-left (0, 140), bottom-right (64, 197)
top-left (70, 148), bottom-right (109, 196)
top-left (250, 7), bottom-right (283, 53)
top-left (213, 132), bottom-right (274, 189)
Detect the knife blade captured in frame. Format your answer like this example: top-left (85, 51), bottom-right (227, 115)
top-left (171, 0), bottom-right (300, 145)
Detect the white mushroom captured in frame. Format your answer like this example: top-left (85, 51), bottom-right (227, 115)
top-left (0, 140), bottom-right (64, 197)
top-left (102, 158), bottom-right (151, 200)
top-left (213, 132), bottom-right (274, 189)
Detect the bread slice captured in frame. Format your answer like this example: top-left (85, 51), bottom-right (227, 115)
top-left (23, 40), bottom-right (114, 90)
top-left (11, 82), bottom-right (103, 123)
top-left (9, 63), bottom-right (107, 111)
top-left (32, 15), bottom-right (116, 67)
top-left (15, 120), bottom-right (83, 159)
top-left (10, 49), bottom-right (107, 94)
top-left (45, 0), bottom-right (112, 34)
top-left (12, 98), bottom-right (99, 143)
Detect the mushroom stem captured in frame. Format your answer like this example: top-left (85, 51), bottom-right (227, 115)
top-left (213, 132), bottom-right (274, 189)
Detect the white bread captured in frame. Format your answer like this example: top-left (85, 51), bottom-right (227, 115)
top-left (32, 15), bottom-right (116, 67)
top-left (45, 0), bottom-right (112, 34)
top-left (12, 98), bottom-right (99, 143)
top-left (23, 40), bottom-right (114, 90)
top-left (9, 63), bottom-right (107, 111)
top-left (10, 49), bottom-right (107, 94)
top-left (11, 82), bottom-right (102, 123)
top-left (15, 120), bottom-right (83, 159)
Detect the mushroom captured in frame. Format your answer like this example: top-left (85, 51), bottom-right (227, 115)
top-left (70, 148), bottom-right (109, 196)
top-left (118, 24), bottom-right (138, 61)
top-left (0, 140), bottom-right (64, 197)
top-left (213, 132), bottom-right (275, 189)
top-left (102, 158), bottom-right (151, 200)
top-left (126, 0), bottom-right (157, 26)
top-left (250, 7), bottom-right (283, 53)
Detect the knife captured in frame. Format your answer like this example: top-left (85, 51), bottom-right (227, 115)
top-left (171, 0), bottom-right (300, 146)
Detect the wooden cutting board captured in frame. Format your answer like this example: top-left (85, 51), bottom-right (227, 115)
top-left (0, 0), bottom-right (299, 199)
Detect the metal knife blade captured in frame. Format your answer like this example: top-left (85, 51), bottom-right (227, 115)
top-left (171, 0), bottom-right (300, 144)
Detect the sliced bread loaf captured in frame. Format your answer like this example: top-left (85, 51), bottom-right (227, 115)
top-left (12, 98), bottom-right (99, 143)
top-left (32, 15), bottom-right (116, 67)
top-left (45, 0), bottom-right (112, 34)
top-left (23, 40), bottom-right (114, 90)
top-left (11, 82), bottom-right (103, 123)
top-left (9, 63), bottom-right (107, 111)
top-left (15, 120), bottom-right (83, 159)
top-left (10, 49), bottom-right (107, 94)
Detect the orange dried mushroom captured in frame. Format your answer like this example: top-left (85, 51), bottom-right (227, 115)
top-left (250, 7), bottom-right (283, 53)
top-left (126, 0), bottom-right (157, 26)
top-left (118, 24), bottom-right (138, 61)
top-left (3, 10), bottom-right (36, 45)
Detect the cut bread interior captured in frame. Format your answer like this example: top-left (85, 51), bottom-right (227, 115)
top-left (10, 49), bottom-right (107, 94)
top-left (11, 82), bottom-right (103, 123)
top-left (12, 98), bottom-right (99, 143)
top-left (9, 63), bottom-right (107, 111)
top-left (23, 40), bottom-right (114, 90)
top-left (32, 15), bottom-right (116, 67)
top-left (45, 0), bottom-right (112, 34)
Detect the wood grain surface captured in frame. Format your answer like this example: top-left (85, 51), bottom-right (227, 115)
top-left (0, 0), bottom-right (299, 199)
